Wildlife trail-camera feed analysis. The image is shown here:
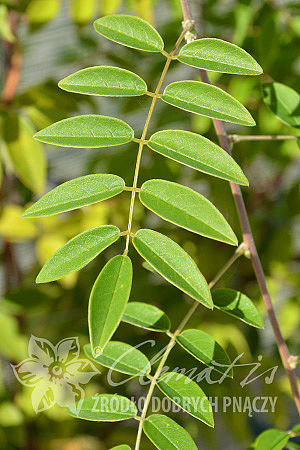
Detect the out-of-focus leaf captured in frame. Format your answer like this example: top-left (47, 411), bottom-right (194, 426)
top-left (0, 5), bottom-right (15, 42)
top-left (100, 0), bottom-right (122, 15)
top-left (176, 329), bottom-right (233, 377)
top-left (0, 205), bottom-right (37, 242)
top-left (59, 66), bottom-right (147, 97)
top-left (212, 289), bottom-right (264, 328)
top-left (140, 179), bottom-right (238, 245)
top-left (161, 81), bottom-right (255, 126)
top-left (70, 0), bottom-right (95, 24)
top-left (147, 130), bottom-right (248, 184)
top-left (3, 114), bottom-right (46, 194)
top-left (0, 402), bottom-right (23, 427)
top-left (23, 174), bottom-right (125, 217)
top-left (156, 372), bottom-right (214, 426)
top-left (67, 394), bottom-right (137, 421)
top-left (129, 0), bottom-right (154, 23)
top-left (94, 14), bottom-right (164, 52)
top-left (34, 115), bottom-right (134, 147)
top-left (133, 229), bottom-right (212, 308)
top-left (84, 341), bottom-right (151, 376)
top-left (255, 429), bottom-right (290, 450)
top-left (36, 225), bottom-right (120, 283)
top-left (143, 414), bottom-right (198, 449)
top-left (25, 0), bottom-right (60, 24)
top-left (122, 301), bottom-right (170, 332)
top-left (178, 39), bottom-right (262, 75)
top-left (89, 255), bottom-right (132, 355)
top-left (0, 311), bottom-right (27, 360)
top-left (263, 82), bottom-right (300, 128)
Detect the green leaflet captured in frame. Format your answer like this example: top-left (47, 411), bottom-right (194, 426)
top-left (178, 38), bottom-right (262, 75)
top-left (176, 329), bottom-right (233, 377)
top-left (212, 289), bottom-right (264, 328)
top-left (67, 394), bottom-right (137, 421)
top-left (147, 130), bottom-right (248, 185)
top-left (36, 225), bottom-right (120, 283)
top-left (255, 429), bottom-right (290, 450)
top-left (122, 302), bottom-right (170, 332)
top-left (94, 14), bottom-right (164, 52)
top-left (143, 414), bottom-right (198, 450)
top-left (109, 446), bottom-right (131, 450)
top-left (140, 179), bottom-right (237, 245)
top-left (22, 174), bottom-right (125, 217)
top-left (3, 114), bottom-right (46, 195)
top-left (156, 372), bottom-right (214, 427)
top-left (263, 82), bottom-right (300, 128)
top-left (133, 229), bottom-right (212, 308)
top-left (161, 81), bottom-right (255, 126)
top-left (34, 115), bottom-right (134, 147)
top-left (59, 66), bottom-right (147, 97)
top-left (89, 255), bottom-right (133, 355)
top-left (84, 342), bottom-right (151, 376)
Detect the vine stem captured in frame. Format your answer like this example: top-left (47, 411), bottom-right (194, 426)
top-left (134, 246), bottom-right (243, 450)
top-left (179, 0), bottom-right (300, 415)
top-left (229, 134), bottom-right (298, 143)
top-left (123, 24), bottom-right (192, 256)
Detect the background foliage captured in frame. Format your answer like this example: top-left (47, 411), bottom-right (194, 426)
top-left (0, 0), bottom-right (299, 449)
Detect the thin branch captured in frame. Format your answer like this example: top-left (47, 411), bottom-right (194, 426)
top-left (180, 0), bottom-right (300, 416)
top-left (230, 134), bottom-right (299, 143)
top-left (134, 247), bottom-right (243, 450)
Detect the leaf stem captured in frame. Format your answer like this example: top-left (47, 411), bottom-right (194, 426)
top-left (229, 134), bottom-right (299, 143)
top-left (179, 0), bottom-right (300, 416)
top-left (134, 246), bottom-right (242, 450)
top-left (123, 23), bottom-right (192, 256)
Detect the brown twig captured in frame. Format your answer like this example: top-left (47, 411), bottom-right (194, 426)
top-left (179, 0), bottom-right (300, 415)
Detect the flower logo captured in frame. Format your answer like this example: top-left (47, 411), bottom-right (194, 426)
top-left (12, 336), bottom-right (99, 413)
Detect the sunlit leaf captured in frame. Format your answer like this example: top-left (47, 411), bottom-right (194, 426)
top-left (161, 81), bottom-right (255, 126)
top-left (263, 82), bottom-right (300, 128)
top-left (36, 225), bottom-right (120, 283)
top-left (133, 229), bottom-right (212, 308)
top-left (70, 0), bottom-right (95, 24)
top-left (59, 66), bottom-right (147, 97)
top-left (143, 414), bottom-right (198, 449)
top-left (178, 38), bottom-right (262, 75)
top-left (109, 446), bottom-right (131, 450)
top-left (122, 302), bottom-right (170, 332)
top-left (156, 372), bottom-right (214, 426)
top-left (89, 255), bottom-right (132, 355)
top-left (255, 429), bottom-right (290, 450)
top-left (176, 329), bottom-right (233, 376)
top-left (26, 0), bottom-right (60, 24)
top-left (148, 130), bottom-right (248, 185)
top-left (101, 0), bottom-right (122, 15)
top-left (94, 14), bottom-right (164, 52)
top-left (0, 205), bottom-right (37, 242)
top-left (0, 5), bottom-right (15, 42)
top-left (212, 289), bottom-right (264, 328)
top-left (140, 179), bottom-right (237, 245)
top-left (34, 115), bottom-right (134, 147)
top-left (67, 394), bottom-right (137, 421)
top-left (84, 341), bottom-right (151, 376)
top-left (23, 174), bottom-right (125, 218)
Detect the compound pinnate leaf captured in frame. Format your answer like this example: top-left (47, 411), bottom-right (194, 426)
top-left (23, 174), bottom-right (125, 218)
top-left (255, 429), bottom-right (290, 450)
top-left (84, 342), bottom-right (151, 376)
top-left (133, 229), bottom-right (212, 308)
top-left (140, 179), bottom-right (237, 245)
top-left (212, 289), bottom-right (264, 328)
top-left (143, 414), bottom-right (198, 450)
top-left (89, 255), bottom-right (133, 355)
top-left (148, 130), bottom-right (248, 185)
top-left (94, 14), bottom-right (164, 52)
top-left (34, 115), bottom-right (134, 147)
top-left (156, 372), bottom-right (214, 427)
top-left (176, 329), bottom-right (233, 377)
top-left (122, 302), bottom-right (170, 332)
top-left (263, 82), bottom-right (300, 128)
top-left (36, 225), bottom-right (120, 283)
top-left (161, 81), bottom-right (255, 126)
top-left (67, 394), bottom-right (137, 421)
top-left (59, 66), bottom-right (147, 97)
top-left (178, 38), bottom-right (262, 75)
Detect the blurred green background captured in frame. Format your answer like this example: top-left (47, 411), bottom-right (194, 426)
top-left (0, 0), bottom-right (299, 449)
